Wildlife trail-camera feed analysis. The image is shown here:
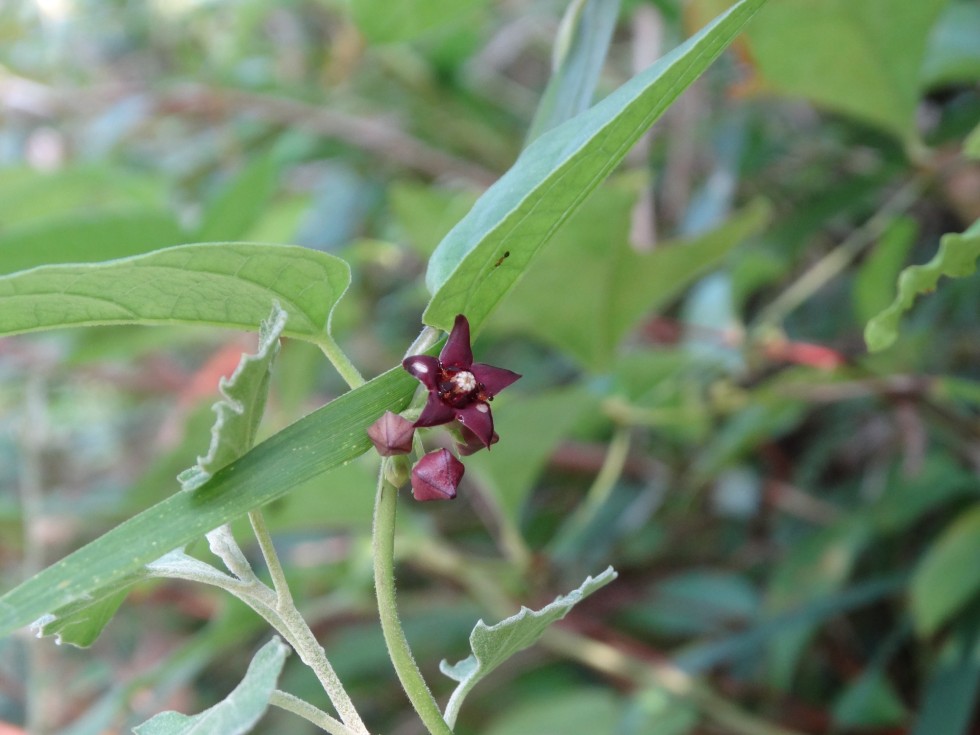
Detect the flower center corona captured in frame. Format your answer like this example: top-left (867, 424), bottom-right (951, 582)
top-left (451, 370), bottom-right (477, 392)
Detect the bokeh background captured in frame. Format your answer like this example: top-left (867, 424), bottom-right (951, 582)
top-left (0, 0), bottom-right (978, 733)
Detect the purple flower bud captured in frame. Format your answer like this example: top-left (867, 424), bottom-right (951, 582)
top-left (367, 411), bottom-right (415, 456)
top-left (411, 449), bottom-right (464, 502)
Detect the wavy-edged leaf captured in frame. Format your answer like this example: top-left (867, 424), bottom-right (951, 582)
top-left (0, 366), bottom-right (416, 638)
top-left (440, 567), bottom-right (617, 727)
top-left (0, 242), bottom-right (350, 345)
top-left (30, 587), bottom-right (133, 649)
top-left (865, 219), bottom-right (980, 352)
top-left (133, 636), bottom-right (289, 735)
top-left (180, 304), bottom-right (286, 491)
top-left (422, 0), bottom-right (768, 333)
top-left (910, 503), bottom-right (980, 636)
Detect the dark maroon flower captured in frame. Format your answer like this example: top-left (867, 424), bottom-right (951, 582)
top-left (411, 449), bottom-right (464, 502)
top-left (402, 315), bottom-right (520, 449)
top-left (367, 411), bottom-right (415, 456)
top-left (456, 425), bottom-right (499, 456)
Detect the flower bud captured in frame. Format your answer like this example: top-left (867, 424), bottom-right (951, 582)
top-left (411, 449), bottom-right (464, 502)
top-left (367, 411), bottom-right (415, 456)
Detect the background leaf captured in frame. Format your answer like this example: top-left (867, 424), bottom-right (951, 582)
top-left (0, 243), bottom-right (351, 344)
top-left (491, 190), bottom-right (770, 370)
top-left (865, 219), bottom-right (980, 352)
top-left (910, 503), bottom-right (980, 636)
top-left (742, 0), bottom-right (947, 143)
top-left (133, 636), bottom-right (289, 735)
top-left (196, 157), bottom-right (281, 242)
top-left (525, 0), bottom-right (621, 144)
top-left (440, 566), bottom-right (617, 727)
top-left (422, 0), bottom-right (768, 333)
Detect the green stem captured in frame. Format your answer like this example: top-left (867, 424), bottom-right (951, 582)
top-left (372, 473), bottom-right (454, 735)
top-left (317, 332), bottom-right (366, 389)
top-left (249, 510), bottom-right (295, 609)
top-left (270, 690), bottom-right (359, 735)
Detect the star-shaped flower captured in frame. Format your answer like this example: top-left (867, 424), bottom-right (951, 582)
top-left (402, 314), bottom-right (520, 449)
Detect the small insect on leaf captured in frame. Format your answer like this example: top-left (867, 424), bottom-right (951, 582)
top-left (493, 251), bottom-right (511, 268)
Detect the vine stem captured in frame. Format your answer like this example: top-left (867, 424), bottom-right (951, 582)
top-left (372, 472), bottom-right (454, 735)
top-left (248, 509), bottom-right (370, 735)
top-left (317, 332), bottom-right (366, 389)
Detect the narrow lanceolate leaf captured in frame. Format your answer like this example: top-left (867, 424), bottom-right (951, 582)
top-left (440, 567), bottom-right (618, 727)
top-left (180, 304), bottom-right (286, 491)
top-left (0, 366), bottom-right (417, 638)
top-left (525, 0), bottom-right (621, 144)
top-left (911, 616), bottom-right (980, 735)
top-left (134, 637), bottom-right (289, 735)
top-left (865, 219), bottom-right (980, 352)
top-left (0, 243), bottom-right (350, 345)
top-left (422, 0), bottom-right (768, 333)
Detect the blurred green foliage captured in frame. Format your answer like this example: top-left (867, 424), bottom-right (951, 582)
top-left (0, 0), bottom-right (978, 734)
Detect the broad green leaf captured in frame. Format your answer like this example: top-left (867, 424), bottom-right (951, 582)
top-left (391, 182), bottom-right (480, 258)
top-left (920, 0), bottom-right (980, 88)
top-left (0, 365), bottom-right (416, 638)
top-left (350, 0), bottom-right (486, 43)
top-left (440, 566), bottom-right (617, 727)
top-left (30, 588), bottom-right (132, 648)
top-left (743, 0), bottom-right (947, 144)
top-left (0, 243), bottom-right (350, 346)
top-left (910, 503), bottom-right (980, 635)
top-left (525, 0), bottom-right (621, 144)
top-left (422, 0), bottom-right (769, 333)
top-left (491, 188), bottom-right (770, 370)
top-left (133, 636), bottom-right (289, 735)
top-left (0, 210), bottom-right (184, 276)
top-left (853, 217), bottom-right (917, 326)
top-left (179, 304), bottom-right (286, 491)
top-left (911, 616), bottom-right (980, 735)
top-left (197, 157), bottom-right (281, 242)
top-left (833, 668), bottom-right (907, 728)
top-left (765, 519), bottom-right (871, 687)
top-left (624, 688), bottom-right (699, 735)
top-left (0, 166), bottom-right (167, 228)
top-left (865, 219), bottom-right (980, 352)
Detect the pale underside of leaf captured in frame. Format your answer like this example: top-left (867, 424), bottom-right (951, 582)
top-left (440, 567), bottom-right (618, 727)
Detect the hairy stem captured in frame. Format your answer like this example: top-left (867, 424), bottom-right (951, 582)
top-left (270, 690), bottom-right (360, 735)
top-left (317, 332), bottom-right (366, 388)
top-left (372, 473), bottom-right (454, 735)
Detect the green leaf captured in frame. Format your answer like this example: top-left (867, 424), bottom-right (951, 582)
top-left (911, 616), bottom-right (980, 735)
top-left (491, 187), bottom-right (770, 370)
top-left (483, 689), bottom-right (624, 735)
top-left (525, 0), bottom-right (621, 144)
top-left (833, 668), bottom-right (907, 728)
top-left (0, 366), bottom-right (416, 638)
top-left (852, 217), bottom-right (917, 326)
top-left (744, 0), bottom-right (947, 144)
top-left (179, 304), bottom-right (286, 491)
top-left (30, 588), bottom-right (132, 649)
top-left (440, 566), bottom-right (617, 727)
top-left (133, 636), bottom-right (289, 735)
top-left (920, 0), bottom-right (980, 88)
top-left (197, 157), bottom-right (281, 242)
top-left (0, 210), bottom-right (185, 276)
top-left (865, 219), bottom-right (980, 352)
top-left (966, 123), bottom-right (980, 160)
top-left (350, 0), bottom-right (486, 43)
top-left (0, 243), bottom-right (350, 345)
top-left (910, 503), bottom-right (980, 636)
top-left (422, 0), bottom-right (769, 333)
top-left (464, 387), bottom-right (597, 525)
top-left (765, 519), bottom-right (871, 687)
